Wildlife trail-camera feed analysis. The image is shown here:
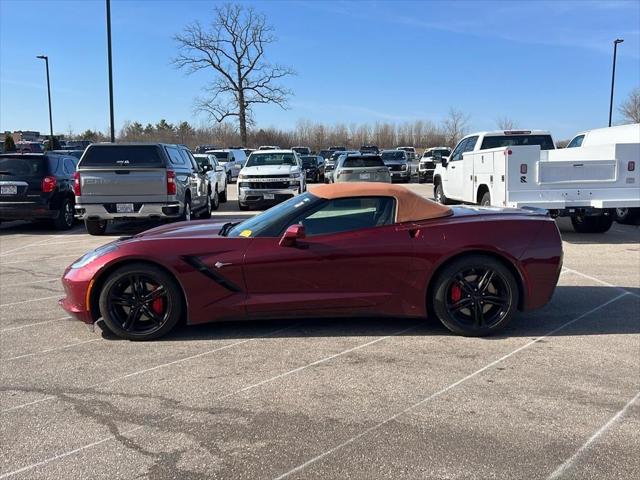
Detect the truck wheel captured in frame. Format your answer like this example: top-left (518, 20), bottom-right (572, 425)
top-left (85, 219), bottom-right (107, 235)
top-left (418, 175), bottom-right (425, 184)
top-left (571, 213), bottom-right (613, 233)
top-left (227, 172), bottom-right (232, 184)
top-left (201, 192), bottom-right (213, 218)
top-left (238, 202), bottom-right (250, 211)
top-left (480, 192), bottom-right (491, 206)
top-left (210, 188), bottom-right (219, 212)
top-left (54, 198), bottom-right (75, 230)
top-left (180, 198), bottom-right (192, 222)
top-left (435, 183), bottom-right (449, 205)
top-left (615, 208), bottom-right (640, 225)
top-left (220, 187), bottom-right (228, 203)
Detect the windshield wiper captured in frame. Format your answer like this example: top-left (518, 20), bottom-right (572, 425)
top-left (218, 221), bottom-right (238, 237)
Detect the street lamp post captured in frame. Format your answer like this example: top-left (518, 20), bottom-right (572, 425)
top-left (106, 0), bottom-right (115, 142)
top-left (36, 55), bottom-right (54, 147)
top-left (608, 38), bottom-right (624, 127)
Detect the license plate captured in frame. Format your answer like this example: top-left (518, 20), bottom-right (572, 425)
top-left (263, 193), bottom-right (275, 200)
top-left (359, 173), bottom-right (371, 180)
top-left (116, 203), bottom-right (134, 213)
top-left (0, 185), bottom-right (17, 195)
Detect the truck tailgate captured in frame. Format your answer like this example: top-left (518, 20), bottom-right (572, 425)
top-left (80, 169), bottom-right (168, 202)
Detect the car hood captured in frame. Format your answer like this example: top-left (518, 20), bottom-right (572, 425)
top-left (130, 220), bottom-right (242, 241)
top-left (241, 165), bottom-right (299, 176)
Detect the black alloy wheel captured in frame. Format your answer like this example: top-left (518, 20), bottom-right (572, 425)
top-left (54, 198), bottom-right (75, 230)
top-left (432, 255), bottom-right (518, 336)
top-left (99, 263), bottom-right (182, 340)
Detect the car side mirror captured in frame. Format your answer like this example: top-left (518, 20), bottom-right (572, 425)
top-left (215, 165), bottom-right (224, 172)
top-left (279, 224), bottom-right (306, 247)
top-left (201, 164), bottom-right (212, 172)
top-left (441, 156), bottom-right (449, 167)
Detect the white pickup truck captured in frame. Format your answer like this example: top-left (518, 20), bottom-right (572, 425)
top-left (433, 128), bottom-right (640, 233)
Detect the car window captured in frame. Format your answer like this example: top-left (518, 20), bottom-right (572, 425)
top-left (462, 136), bottom-right (478, 154)
top-left (81, 145), bottom-right (164, 167)
top-left (180, 149), bottom-right (199, 171)
top-left (381, 151), bottom-right (405, 160)
top-left (342, 156), bottom-right (385, 168)
top-left (63, 158), bottom-right (77, 175)
top-left (296, 196), bottom-right (396, 237)
top-left (450, 139), bottom-right (467, 161)
top-left (567, 135), bottom-right (585, 148)
top-left (480, 135), bottom-right (555, 151)
top-left (0, 156), bottom-right (48, 176)
top-left (166, 147), bottom-right (185, 166)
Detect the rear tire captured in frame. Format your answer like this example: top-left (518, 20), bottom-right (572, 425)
top-left (85, 219), bottom-right (107, 235)
top-left (480, 192), bottom-right (491, 206)
top-left (219, 187), bottom-right (228, 203)
top-left (615, 207), bottom-right (640, 225)
top-left (98, 263), bottom-right (183, 341)
top-left (54, 198), bottom-right (75, 230)
top-left (431, 255), bottom-right (519, 337)
top-left (200, 192), bottom-right (213, 218)
top-left (571, 213), bottom-right (613, 233)
top-left (180, 198), bottom-right (192, 222)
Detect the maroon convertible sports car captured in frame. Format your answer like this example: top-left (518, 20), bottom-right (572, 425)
top-left (60, 183), bottom-right (562, 340)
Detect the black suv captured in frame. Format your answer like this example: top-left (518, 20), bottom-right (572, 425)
top-left (0, 153), bottom-right (78, 229)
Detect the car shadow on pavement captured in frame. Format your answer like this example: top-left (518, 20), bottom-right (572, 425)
top-left (100, 285), bottom-right (639, 342)
top-left (0, 221), bottom-right (86, 236)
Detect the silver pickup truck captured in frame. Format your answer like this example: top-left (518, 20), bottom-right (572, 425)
top-left (75, 143), bottom-right (211, 235)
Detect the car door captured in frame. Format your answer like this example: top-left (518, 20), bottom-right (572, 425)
top-left (444, 137), bottom-right (470, 200)
top-left (242, 196), bottom-right (415, 317)
top-left (182, 149), bottom-right (206, 209)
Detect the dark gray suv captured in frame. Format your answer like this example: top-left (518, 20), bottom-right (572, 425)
top-left (75, 143), bottom-right (211, 235)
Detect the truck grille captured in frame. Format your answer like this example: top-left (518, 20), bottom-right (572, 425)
top-left (387, 164), bottom-right (405, 171)
top-left (248, 181), bottom-right (290, 189)
top-left (420, 161), bottom-right (435, 169)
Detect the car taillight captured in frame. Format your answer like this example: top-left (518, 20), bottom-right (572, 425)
top-left (628, 161), bottom-right (636, 172)
top-left (73, 172), bottom-right (81, 196)
top-left (520, 164), bottom-right (528, 174)
top-left (167, 170), bottom-right (177, 195)
top-left (42, 175), bottom-right (57, 193)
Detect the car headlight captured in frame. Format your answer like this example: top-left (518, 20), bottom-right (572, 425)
top-left (290, 172), bottom-right (301, 179)
top-left (238, 174), bottom-right (246, 180)
top-left (239, 182), bottom-right (250, 188)
top-left (71, 243), bottom-right (118, 268)
top-left (401, 164), bottom-right (408, 170)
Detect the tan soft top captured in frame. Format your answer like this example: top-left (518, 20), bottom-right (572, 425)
top-left (311, 182), bottom-right (452, 223)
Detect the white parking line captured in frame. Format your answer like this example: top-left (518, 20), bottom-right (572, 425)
top-left (0, 254), bottom-right (78, 266)
top-left (3, 338), bottom-right (101, 361)
top-left (562, 267), bottom-right (640, 299)
top-left (0, 278), bottom-right (58, 287)
top-left (0, 295), bottom-right (60, 307)
top-left (547, 390), bottom-right (640, 479)
top-left (0, 317), bottom-right (69, 333)
top-left (0, 324), bottom-right (419, 477)
top-left (272, 292), bottom-right (630, 480)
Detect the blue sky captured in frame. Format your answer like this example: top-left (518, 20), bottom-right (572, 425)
top-left (1, 0), bottom-right (639, 139)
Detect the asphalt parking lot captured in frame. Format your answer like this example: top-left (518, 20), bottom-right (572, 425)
top-left (1, 183), bottom-right (638, 480)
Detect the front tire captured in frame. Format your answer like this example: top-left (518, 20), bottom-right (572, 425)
top-left (85, 218), bottom-right (107, 235)
top-left (431, 255), bottom-right (519, 337)
top-left (571, 212), bottom-right (613, 233)
top-left (201, 192), bottom-right (213, 218)
top-left (615, 207), bottom-right (640, 225)
top-left (238, 202), bottom-right (250, 211)
top-left (98, 263), bottom-right (183, 340)
top-left (219, 186), bottom-right (228, 203)
top-left (434, 182), bottom-right (449, 205)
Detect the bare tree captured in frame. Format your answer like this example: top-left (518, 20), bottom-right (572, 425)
top-left (442, 108), bottom-right (470, 147)
top-left (173, 3), bottom-right (294, 145)
top-left (496, 116), bottom-right (517, 130)
top-left (619, 87), bottom-right (640, 124)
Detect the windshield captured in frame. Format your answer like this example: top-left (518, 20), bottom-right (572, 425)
top-left (381, 151), bottom-right (405, 161)
top-left (226, 192), bottom-right (320, 237)
top-left (424, 149), bottom-right (450, 159)
top-left (246, 152), bottom-right (297, 167)
top-left (211, 151), bottom-right (229, 162)
top-left (0, 156), bottom-right (49, 176)
top-left (301, 156), bottom-right (316, 166)
top-left (481, 135), bottom-right (555, 151)
top-left (193, 155), bottom-right (209, 168)
top-left (343, 156), bottom-right (384, 168)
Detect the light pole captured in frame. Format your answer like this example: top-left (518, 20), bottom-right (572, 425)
top-left (608, 38), bottom-right (624, 127)
top-left (36, 55), bottom-right (54, 146)
top-left (106, 0), bottom-right (115, 142)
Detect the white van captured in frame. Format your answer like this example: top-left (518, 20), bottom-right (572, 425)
top-left (205, 148), bottom-right (247, 181)
top-left (566, 123), bottom-right (640, 148)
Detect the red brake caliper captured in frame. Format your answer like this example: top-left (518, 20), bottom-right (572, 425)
top-left (151, 286), bottom-right (164, 314)
top-left (451, 284), bottom-right (462, 302)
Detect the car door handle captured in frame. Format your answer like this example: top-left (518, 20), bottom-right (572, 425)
top-left (450, 166), bottom-right (456, 169)
top-left (214, 261), bottom-right (232, 269)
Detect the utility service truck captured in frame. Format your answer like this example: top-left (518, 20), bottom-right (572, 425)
top-left (433, 127), bottom-right (640, 233)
